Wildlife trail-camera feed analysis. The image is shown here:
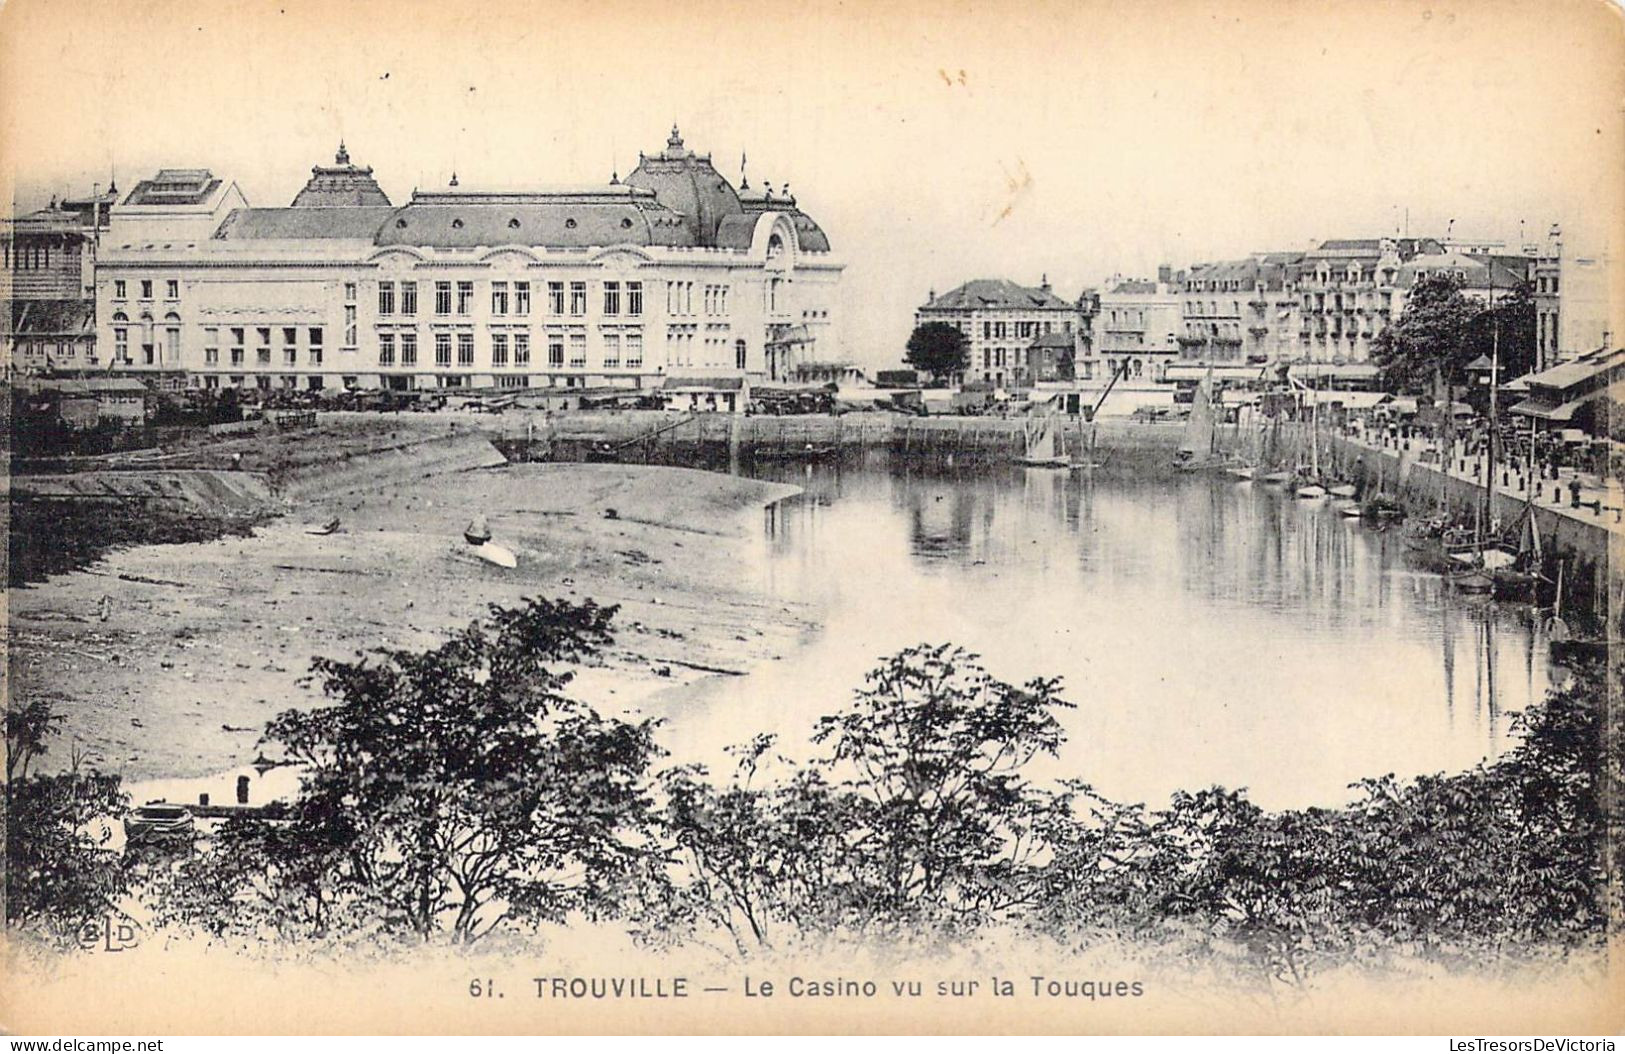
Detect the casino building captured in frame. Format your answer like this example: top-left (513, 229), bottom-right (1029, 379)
top-left (93, 127), bottom-right (843, 392)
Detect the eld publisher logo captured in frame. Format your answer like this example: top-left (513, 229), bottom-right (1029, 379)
top-left (78, 915), bottom-right (141, 953)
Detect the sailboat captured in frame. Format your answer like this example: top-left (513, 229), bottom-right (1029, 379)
top-left (1446, 275), bottom-right (1502, 594)
top-left (1360, 449), bottom-right (1405, 521)
top-left (1225, 402), bottom-right (1261, 479)
top-left (1015, 411), bottom-right (1070, 468)
top-left (1544, 560), bottom-right (1614, 664)
top-left (1444, 499), bottom-right (1496, 592)
top-left (1173, 367), bottom-right (1225, 471)
top-left (1490, 421), bottom-right (1550, 599)
top-left (1295, 381), bottom-right (1327, 498)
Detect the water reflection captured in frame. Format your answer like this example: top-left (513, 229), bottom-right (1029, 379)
top-left (681, 458), bottom-right (1553, 812)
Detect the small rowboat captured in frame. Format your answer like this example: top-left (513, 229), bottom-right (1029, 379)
top-left (124, 802), bottom-right (195, 847)
top-left (470, 541), bottom-right (518, 569)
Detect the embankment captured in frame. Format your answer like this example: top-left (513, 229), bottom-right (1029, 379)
top-left (270, 431), bottom-right (507, 502)
top-left (483, 409), bottom-right (1189, 474)
top-left (1313, 429), bottom-right (1620, 620)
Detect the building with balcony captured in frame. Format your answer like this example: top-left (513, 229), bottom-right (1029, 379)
top-left (92, 129), bottom-right (843, 392)
top-left (1288, 237), bottom-right (1459, 370)
top-left (915, 277), bottom-right (1082, 388)
top-left (1179, 252), bottom-right (1305, 368)
top-left (1091, 267), bottom-right (1182, 383)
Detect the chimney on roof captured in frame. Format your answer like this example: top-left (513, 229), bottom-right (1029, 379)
top-left (1157, 264), bottom-right (1172, 285)
top-left (449, 172), bottom-right (459, 187)
top-left (1040, 273), bottom-right (1051, 292)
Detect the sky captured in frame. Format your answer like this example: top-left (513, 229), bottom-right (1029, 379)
top-left (3, 0), bottom-right (1623, 367)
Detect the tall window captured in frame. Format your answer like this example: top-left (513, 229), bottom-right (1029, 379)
top-left (491, 281), bottom-right (509, 316)
top-left (456, 281), bottom-right (473, 315)
top-left (625, 331), bottom-right (643, 368)
top-left (257, 327), bottom-right (272, 366)
top-left (568, 330), bottom-right (586, 368)
top-left (435, 332), bottom-right (452, 367)
top-left (204, 327), bottom-right (219, 366)
top-left (548, 334), bottom-right (564, 367)
top-left (230, 328), bottom-right (245, 367)
top-left (378, 281), bottom-right (395, 316)
top-left (114, 327), bottom-right (129, 364)
top-left (344, 304), bottom-right (357, 347)
top-left (548, 281), bottom-right (565, 314)
top-left (166, 279), bottom-right (179, 300)
top-left (400, 281), bottom-right (417, 316)
top-left (736, 339), bottom-right (747, 370)
top-left (569, 282), bottom-right (586, 316)
top-left (514, 281), bottom-right (531, 316)
top-left (514, 332), bottom-right (531, 366)
top-left (603, 281), bottom-right (620, 316)
top-left (400, 331), bottom-right (417, 366)
top-left (457, 331), bottom-right (474, 366)
top-left (344, 282), bottom-right (357, 303)
top-left (140, 279), bottom-right (153, 300)
top-left (309, 327), bottom-right (324, 365)
top-left (283, 326), bottom-right (297, 365)
top-left (492, 332), bottom-right (509, 367)
top-left (627, 281), bottom-right (642, 317)
top-left (435, 281), bottom-right (452, 316)
top-left (602, 331), bottom-right (621, 367)
top-left (379, 332), bottom-right (396, 367)
top-left (114, 280), bottom-right (127, 300)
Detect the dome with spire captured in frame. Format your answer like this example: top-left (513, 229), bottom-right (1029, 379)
top-left (623, 124), bottom-right (743, 247)
top-left (290, 142), bottom-right (393, 207)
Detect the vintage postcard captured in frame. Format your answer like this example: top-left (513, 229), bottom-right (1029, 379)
top-left (2, 0), bottom-right (1623, 1038)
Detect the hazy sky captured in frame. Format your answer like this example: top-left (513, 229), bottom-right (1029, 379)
top-left (3, 0), bottom-right (1622, 366)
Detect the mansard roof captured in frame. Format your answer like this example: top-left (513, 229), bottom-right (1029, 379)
top-left (923, 278), bottom-right (1074, 311)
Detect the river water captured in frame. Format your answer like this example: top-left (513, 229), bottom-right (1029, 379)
top-left (659, 456), bottom-right (1557, 812)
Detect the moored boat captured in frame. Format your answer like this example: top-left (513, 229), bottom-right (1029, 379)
top-left (1014, 412), bottom-right (1070, 468)
top-left (124, 802), bottom-right (195, 848)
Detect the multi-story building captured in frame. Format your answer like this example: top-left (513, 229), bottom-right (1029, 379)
top-left (915, 277), bottom-right (1081, 387)
top-left (1179, 253), bottom-right (1304, 366)
top-left (1291, 237), bottom-right (1446, 366)
top-left (3, 186), bottom-right (116, 374)
top-left (92, 128), bottom-right (842, 392)
top-left (1530, 224), bottom-right (1618, 372)
top-left (1090, 267), bottom-right (1182, 382)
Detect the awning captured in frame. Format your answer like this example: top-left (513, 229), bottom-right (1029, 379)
top-left (659, 374), bottom-right (747, 393)
top-left (1162, 364), bottom-right (1272, 382)
top-left (1285, 363), bottom-right (1381, 380)
top-left (1321, 391), bottom-right (1390, 410)
top-left (1510, 394), bottom-right (1590, 422)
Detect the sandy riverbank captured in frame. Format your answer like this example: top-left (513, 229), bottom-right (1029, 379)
top-left (8, 461), bottom-right (812, 785)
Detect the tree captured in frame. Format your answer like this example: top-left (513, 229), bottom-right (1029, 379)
top-left (1374, 274), bottom-right (1538, 394)
top-left (158, 597), bottom-right (662, 946)
top-left (653, 645), bottom-right (1075, 947)
top-left (1372, 273), bottom-right (1478, 392)
top-left (813, 644), bottom-right (1071, 927)
top-left (1466, 279), bottom-right (1538, 383)
top-left (905, 322), bottom-right (970, 384)
top-left (5, 701), bottom-right (130, 949)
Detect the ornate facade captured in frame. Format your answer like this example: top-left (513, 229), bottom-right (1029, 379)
top-left (93, 129), bottom-right (842, 391)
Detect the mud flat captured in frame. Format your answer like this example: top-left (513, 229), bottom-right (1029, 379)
top-left (8, 461), bottom-right (811, 783)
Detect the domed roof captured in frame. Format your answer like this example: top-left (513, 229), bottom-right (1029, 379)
top-left (291, 142), bottom-right (392, 207)
top-left (623, 125), bottom-right (743, 246)
top-left (735, 178), bottom-right (830, 252)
